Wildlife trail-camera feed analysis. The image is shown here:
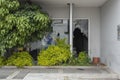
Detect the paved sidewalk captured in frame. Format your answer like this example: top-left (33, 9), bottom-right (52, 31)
top-left (0, 66), bottom-right (119, 80)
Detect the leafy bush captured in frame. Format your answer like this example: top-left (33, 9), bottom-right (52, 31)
top-left (77, 51), bottom-right (90, 65)
top-left (0, 0), bottom-right (51, 55)
top-left (68, 56), bottom-right (78, 65)
top-left (0, 56), bottom-right (5, 66)
top-left (6, 52), bottom-right (33, 67)
top-left (55, 38), bottom-right (70, 49)
top-left (38, 45), bottom-right (71, 66)
top-left (68, 52), bottom-right (91, 66)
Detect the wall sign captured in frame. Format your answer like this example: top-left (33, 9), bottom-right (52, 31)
top-left (117, 25), bottom-right (120, 40)
top-left (52, 19), bottom-right (63, 24)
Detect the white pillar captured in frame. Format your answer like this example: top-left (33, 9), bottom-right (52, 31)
top-left (68, 3), bottom-right (73, 53)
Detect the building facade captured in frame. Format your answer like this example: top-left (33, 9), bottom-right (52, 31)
top-left (30, 0), bottom-right (120, 73)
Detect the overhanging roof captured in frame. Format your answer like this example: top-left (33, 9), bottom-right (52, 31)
top-left (31, 0), bottom-right (109, 7)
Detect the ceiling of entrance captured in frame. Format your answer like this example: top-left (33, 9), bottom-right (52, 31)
top-left (31, 0), bottom-right (109, 7)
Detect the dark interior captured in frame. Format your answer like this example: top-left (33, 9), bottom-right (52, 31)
top-left (73, 28), bottom-right (88, 57)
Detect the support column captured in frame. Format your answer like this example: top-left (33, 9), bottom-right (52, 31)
top-left (68, 3), bottom-right (73, 53)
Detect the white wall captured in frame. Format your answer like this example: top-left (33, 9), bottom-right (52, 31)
top-left (101, 0), bottom-right (120, 73)
top-left (40, 7), bottom-right (101, 58)
top-left (42, 7), bottom-right (69, 19)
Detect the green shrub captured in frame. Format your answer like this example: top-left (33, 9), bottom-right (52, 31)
top-left (55, 38), bottom-right (70, 49)
top-left (0, 56), bottom-right (5, 67)
top-left (6, 51), bottom-right (33, 67)
top-left (78, 51), bottom-right (90, 65)
top-left (68, 56), bottom-right (78, 65)
top-left (38, 45), bottom-right (71, 66)
top-left (0, 0), bottom-right (51, 55)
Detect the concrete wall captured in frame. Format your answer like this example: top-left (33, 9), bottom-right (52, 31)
top-left (36, 6), bottom-right (101, 58)
top-left (42, 7), bottom-right (69, 19)
top-left (101, 0), bottom-right (120, 73)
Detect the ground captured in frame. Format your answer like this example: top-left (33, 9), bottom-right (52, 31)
top-left (0, 66), bottom-right (119, 80)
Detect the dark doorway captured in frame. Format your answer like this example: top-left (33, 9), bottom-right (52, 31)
top-left (73, 19), bottom-right (88, 57)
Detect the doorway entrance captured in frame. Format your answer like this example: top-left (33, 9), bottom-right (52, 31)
top-left (73, 19), bottom-right (89, 57)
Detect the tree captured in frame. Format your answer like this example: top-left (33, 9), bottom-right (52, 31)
top-left (0, 0), bottom-right (51, 55)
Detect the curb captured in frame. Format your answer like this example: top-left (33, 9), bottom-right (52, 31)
top-left (1, 66), bottom-right (108, 69)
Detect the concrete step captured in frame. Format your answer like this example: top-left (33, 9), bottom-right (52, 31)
top-left (0, 66), bottom-right (119, 80)
top-left (23, 73), bottom-right (118, 80)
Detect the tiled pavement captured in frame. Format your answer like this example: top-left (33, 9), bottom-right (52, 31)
top-left (0, 66), bottom-right (119, 80)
